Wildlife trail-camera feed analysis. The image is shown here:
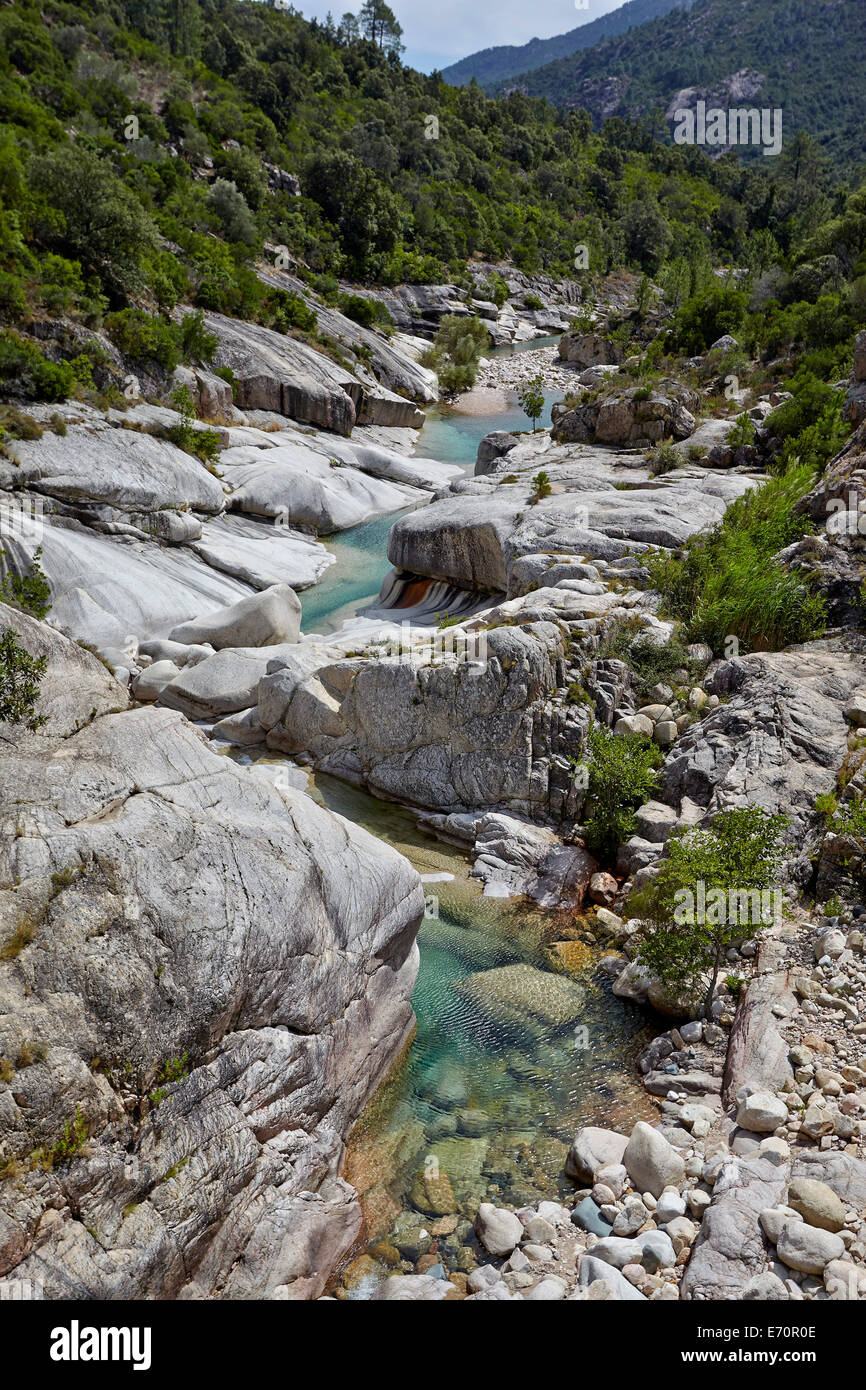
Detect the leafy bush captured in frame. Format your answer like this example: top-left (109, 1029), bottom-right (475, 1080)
top-left (336, 292), bottom-right (393, 329)
top-left (0, 628), bottom-right (47, 729)
top-left (105, 309), bottom-right (182, 372)
top-left (645, 440), bottom-right (681, 475)
top-left (635, 808), bottom-right (789, 1017)
top-left (726, 413), bottom-right (756, 448)
top-left (423, 314), bottom-right (489, 393)
top-left (529, 469), bottom-right (551, 502)
top-left (271, 289), bottom-right (317, 335)
top-left (666, 284), bottom-right (749, 355)
top-left (207, 178), bottom-right (259, 247)
top-left (0, 330), bottom-right (79, 402)
top-left (0, 546), bottom-right (51, 620)
top-left (581, 723), bottom-right (662, 859)
top-left (648, 464), bottom-right (825, 654)
top-left (166, 384), bottom-right (221, 464)
top-left (597, 625), bottom-right (700, 703)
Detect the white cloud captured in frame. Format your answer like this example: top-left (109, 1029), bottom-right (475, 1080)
top-left (295, 0), bottom-right (625, 72)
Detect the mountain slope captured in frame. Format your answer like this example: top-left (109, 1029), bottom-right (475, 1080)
top-left (441, 0), bottom-right (696, 89)
top-left (492, 0), bottom-right (866, 169)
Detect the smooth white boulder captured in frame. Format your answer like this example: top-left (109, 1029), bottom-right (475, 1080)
top-left (169, 583), bottom-right (301, 649)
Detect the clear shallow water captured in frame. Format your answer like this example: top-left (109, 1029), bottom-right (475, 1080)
top-left (297, 334), bottom-right (560, 632)
top-left (307, 773), bottom-right (656, 1253)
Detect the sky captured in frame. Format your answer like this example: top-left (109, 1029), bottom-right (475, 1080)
top-left (292, 0), bottom-right (627, 74)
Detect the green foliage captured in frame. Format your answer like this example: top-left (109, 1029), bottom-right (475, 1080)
top-left (726, 413), bottom-right (756, 449)
top-left (766, 370), bottom-right (849, 474)
top-left (645, 440), bottom-right (680, 475)
top-left (828, 796), bottom-right (866, 842)
top-left (337, 292), bottom-right (393, 330)
top-left (0, 330), bottom-right (80, 402)
top-left (1, 547), bottom-right (51, 620)
top-left (424, 314), bottom-right (489, 393)
top-left (814, 791), bottom-right (838, 820)
top-left (596, 623), bottom-right (699, 703)
top-left (648, 464), bottom-right (826, 654)
top-left (105, 308), bottom-right (182, 372)
top-left (0, 628), bottom-right (47, 729)
top-left (29, 144), bottom-right (159, 297)
top-left (166, 385), bottom-right (221, 464)
top-left (635, 808), bottom-right (789, 1017)
top-left (666, 284), bottom-right (748, 355)
top-left (529, 469), bottom-right (552, 502)
top-left (581, 722), bottom-right (662, 858)
top-left (271, 290), bottom-right (317, 335)
top-left (51, 1107), bottom-right (88, 1166)
top-left (207, 178), bottom-right (258, 247)
top-left (517, 375), bottom-right (545, 431)
top-left (149, 1052), bottom-right (190, 1106)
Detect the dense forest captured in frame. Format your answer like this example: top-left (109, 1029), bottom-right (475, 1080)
top-left (0, 0), bottom-right (864, 420)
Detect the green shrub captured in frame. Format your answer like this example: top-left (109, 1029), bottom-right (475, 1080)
top-left (597, 625), bottom-right (699, 703)
top-left (0, 330), bottom-right (77, 402)
top-left (271, 289), bottom-right (317, 335)
top-left (635, 807), bottom-right (789, 1017)
top-left (0, 547), bottom-right (51, 620)
top-left (666, 284), bottom-right (748, 355)
top-left (0, 628), bottom-right (47, 729)
top-left (336, 292), bottom-right (393, 330)
top-left (423, 314), bottom-right (489, 394)
top-left (176, 309), bottom-right (218, 365)
top-left (581, 723), bottom-right (662, 859)
top-left (530, 470), bottom-right (552, 502)
top-left (647, 463), bottom-right (825, 654)
top-left (645, 440), bottom-right (680, 475)
top-left (726, 413), bottom-right (756, 448)
top-left (105, 309), bottom-right (181, 372)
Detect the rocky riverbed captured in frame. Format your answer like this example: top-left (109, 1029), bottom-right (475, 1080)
top-left (3, 264), bottom-right (866, 1303)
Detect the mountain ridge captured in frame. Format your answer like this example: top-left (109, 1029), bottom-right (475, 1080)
top-left (441, 0), bottom-right (696, 89)
top-left (486, 0), bottom-right (866, 170)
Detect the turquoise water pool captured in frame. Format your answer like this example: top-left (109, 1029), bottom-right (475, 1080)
top-left (299, 335), bottom-right (560, 633)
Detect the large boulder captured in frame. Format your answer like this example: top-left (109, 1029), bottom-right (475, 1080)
top-left (558, 332), bottom-right (621, 369)
top-left (475, 431), bottom-right (520, 475)
top-left (565, 1126), bottom-right (629, 1182)
top-left (682, 1155), bottom-right (788, 1300)
top-left (454, 963), bottom-right (585, 1036)
top-left (660, 650), bottom-right (866, 855)
top-left (551, 386), bottom-right (698, 447)
top-left (0, 422), bottom-right (226, 514)
top-left (169, 583), bottom-right (301, 649)
top-left (475, 1203), bottom-right (523, 1256)
top-left (776, 1222), bottom-right (845, 1274)
top-left (787, 1178), bottom-right (847, 1233)
top-left (622, 1121), bottom-right (686, 1197)
top-left (735, 1091), bottom-right (789, 1134)
top-left (0, 618), bottom-right (423, 1300)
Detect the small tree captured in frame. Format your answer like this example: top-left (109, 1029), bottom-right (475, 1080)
top-left (0, 547), bottom-right (51, 620)
top-left (0, 629), bottom-right (47, 730)
top-left (635, 807), bottom-right (789, 1018)
top-left (423, 314), bottom-right (488, 394)
top-left (518, 374), bottom-right (545, 432)
top-left (529, 470), bottom-right (552, 503)
top-left (582, 723), bottom-right (662, 858)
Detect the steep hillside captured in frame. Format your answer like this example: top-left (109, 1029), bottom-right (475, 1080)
top-left (493, 0), bottom-right (866, 169)
top-left (440, 0), bottom-right (696, 90)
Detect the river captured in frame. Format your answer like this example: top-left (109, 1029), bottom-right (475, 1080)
top-left (251, 337), bottom-right (657, 1287)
